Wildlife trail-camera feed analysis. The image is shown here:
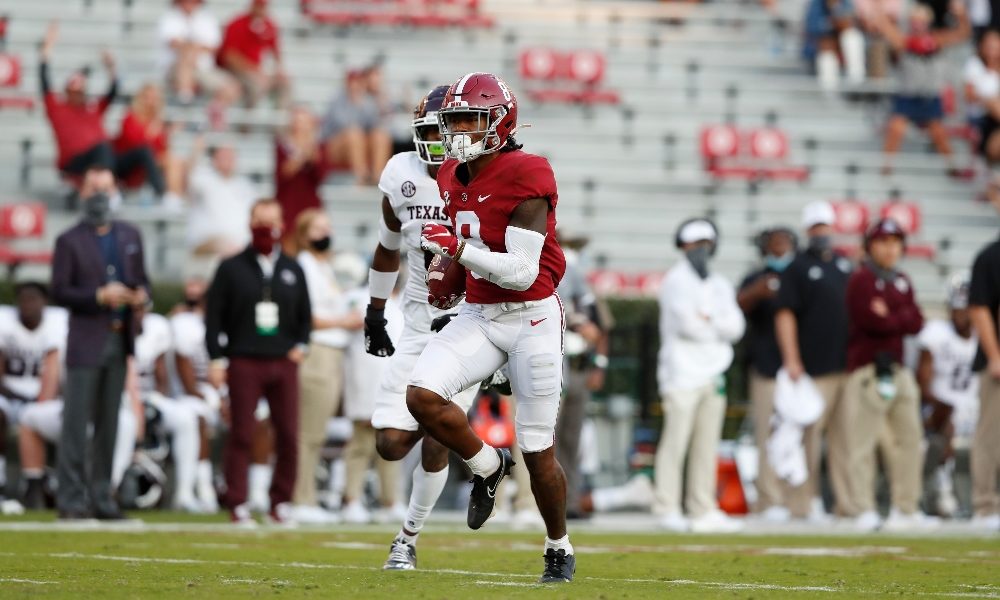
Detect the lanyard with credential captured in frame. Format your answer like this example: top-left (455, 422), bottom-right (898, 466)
top-left (256, 263), bottom-right (279, 336)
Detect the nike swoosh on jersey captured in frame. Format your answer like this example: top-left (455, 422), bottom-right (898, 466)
top-left (477, 194), bottom-right (491, 203)
top-left (530, 318), bottom-right (547, 327)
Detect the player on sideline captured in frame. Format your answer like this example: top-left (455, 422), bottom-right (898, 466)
top-left (409, 72), bottom-right (575, 583)
top-left (364, 85), bottom-right (482, 571)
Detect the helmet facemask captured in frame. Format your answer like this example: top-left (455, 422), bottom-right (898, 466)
top-left (412, 113), bottom-right (446, 165)
top-left (438, 104), bottom-right (510, 163)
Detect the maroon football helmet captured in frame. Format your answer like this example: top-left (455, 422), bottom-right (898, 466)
top-left (437, 72), bottom-right (518, 163)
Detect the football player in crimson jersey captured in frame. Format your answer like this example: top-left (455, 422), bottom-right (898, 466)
top-left (364, 85), bottom-right (483, 571)
top-left (409, 72), bottom-right (575, 583)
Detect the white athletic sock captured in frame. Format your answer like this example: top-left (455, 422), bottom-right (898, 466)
top-left (249, 463), bottom-right (273, 510)
top-left (112, 408), bottom-right (137, 487)
top-left (545, 535), bottom-right (574, 555)
top-left (402, 464), bottom-right (449, 537)
top-left (171, 411), bottom-right (200, 506)
top-left (22, 468), bottom-right (44, 480)
top-left (464, 444), bottom-right (500, 478)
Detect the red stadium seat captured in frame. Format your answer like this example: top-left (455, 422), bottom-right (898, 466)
top-left (519, 48), bottom-right (620, 106)
top-left (830, 200), bottom-right (870, 235)
top-left (0, 202), bottom-right (52, 277)
top-left (301, 0), bottom-right (494, 28)
top-left (0, 53), bottom-right (35, 112)
top-left (879, 201), bottom-right (936, 259)
top-left (700, 125), bottom-right (808, 182)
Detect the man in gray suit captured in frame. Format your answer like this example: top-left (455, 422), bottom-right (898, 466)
top-left (50, 167), bottom-right (149, 520)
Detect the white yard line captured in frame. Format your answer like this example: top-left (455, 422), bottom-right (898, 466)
top-left (0, 578), bottom-right (55, 585)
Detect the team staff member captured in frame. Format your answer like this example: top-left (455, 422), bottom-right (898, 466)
top-left (774, 201), bottom-right (854, 520)
top-left (737, 227), bottom-right (797, 519)
top-left (205, 199), bottom-right (311, 526)
top-left (655, 218), bottom-right (745, 533)
top-left (968, 233), bottom-right (1000, 530)
top-left (844, 218), bottom-right (925, 531)
top-left (51, 167), bottom-right (150, 520)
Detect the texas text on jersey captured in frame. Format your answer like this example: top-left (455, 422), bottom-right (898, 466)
top-left (437, 150), bottom-right (566, 304)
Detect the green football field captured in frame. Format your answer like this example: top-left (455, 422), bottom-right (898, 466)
top-left (1, 513), bottom-right (999, 599)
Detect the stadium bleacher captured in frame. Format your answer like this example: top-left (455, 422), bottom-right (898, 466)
top-left (0, 0), bottom-right (994, 308)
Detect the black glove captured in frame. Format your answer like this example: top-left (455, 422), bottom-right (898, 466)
top-left (364, 305), bottom-right (395, 357)
top-left (480, 369), bottom-right (513, 396)
top-left (430, 313), bottom-right (457, 333)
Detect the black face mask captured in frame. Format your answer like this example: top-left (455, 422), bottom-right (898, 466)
top-left (310, 236), bottom-right (332, 252)
top-left (83, 192), bottom-right (111, 227)
top-left (184, 297), bottom-right (200, 309)
top-left (685, 245), bottom-right (711, 279)
top-left (809, 234), bottom-right (833, 253)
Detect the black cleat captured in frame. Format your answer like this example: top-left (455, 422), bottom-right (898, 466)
top-left (467, 447), bottom-right (513, 530)
top-left (539, 548), bottom-right (576, 583)
top-left (383, 536), bottom-right (417, 570)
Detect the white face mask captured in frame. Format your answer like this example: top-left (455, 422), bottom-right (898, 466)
top-left (447, 133), bottom-right (487, 163)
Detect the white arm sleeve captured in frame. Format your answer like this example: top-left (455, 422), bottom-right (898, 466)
top-left (458, 226), bottom-right (545, 292)
top-left (378, 214), bottom-right (402, 251)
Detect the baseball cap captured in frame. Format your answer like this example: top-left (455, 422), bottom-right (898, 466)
top-left (801, 201), bottom-right (835, 229)
top-left (677, 220), bottom-right (717, 244)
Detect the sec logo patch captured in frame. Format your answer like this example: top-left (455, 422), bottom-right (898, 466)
top-left (401, 181), bottom-right (416, 198)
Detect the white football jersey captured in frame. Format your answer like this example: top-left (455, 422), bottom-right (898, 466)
top-left (918, 319), bottom-right (979, 436)
top-left (134, 313), bottom-right (173, 393)
top-left (0, 306), bottom-right (67, 400)
top-left (378, 151), bottom-right (451, 304)
top-left (170, 311), bottom-right (209, 382)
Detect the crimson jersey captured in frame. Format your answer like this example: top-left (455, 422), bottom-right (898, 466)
top-left (437, 150), bottom-right (566, 303)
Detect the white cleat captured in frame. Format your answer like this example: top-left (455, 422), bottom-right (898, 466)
top-left (341, 500), bottom-right (372, 525)
top-left (690, 509), bottom-right (743, 533)
top-left (853, 510), bottom-right (882, 532)
top-left (511, 508), bottom-right (546, 531)
top-left (291, 504), bottom-right (341, 525)
top-left (881, 509), bottom-right (939, 532)
top-left (969, 514), bottom-right (1000, 531)
top-left (383, 537), bottom-right (417, 571)
top-left (659, 511), bottom-right (691, 533)
top-left (758, 506), bottom-right (791, 523)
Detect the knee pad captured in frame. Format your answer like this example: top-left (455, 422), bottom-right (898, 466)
top-left (527, 354), bottom-right (561, 398)
top-left (514, 354), bottom-right (562, 453)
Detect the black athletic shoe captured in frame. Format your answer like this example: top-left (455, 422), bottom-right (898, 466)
top-left (383, 536), bottom-right (417, 571)
top-left (466, 447), bottom-right (513, 530)
top-left (22, 478), bottom-right (45, 510)
top-left (539, 548), bottom-right (575, 583)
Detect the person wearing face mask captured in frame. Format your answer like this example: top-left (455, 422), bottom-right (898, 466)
top-left (654, 218), bottom-right (746, 533)
top-left (290, 209), bottom-right (356, 524)
top-left (50, 166), bottom-right (150, 521)
top-left (844, 218), bottom-right (928, 531)
top-left (737, 227), bottom-right (797, 521)
top-left (204, 199), bottom-right (312, 526)
top-left (774, 200), bottom-right (854, 521)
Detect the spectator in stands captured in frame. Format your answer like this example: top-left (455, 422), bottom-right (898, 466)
top-left (217, 0), bottom-right (290, 109)
top-left (844, 218), bottom-right (927, 531)
top-left (291, 209), bottom-right (354, 524)
top-left (321, 70), bottom-right (392, 185)
top-left (0, 283), bottom-right (63, 508)
top-left (803, 0), bottom-right (866, 90)
top-left (51, 166), bottom-right (150, 521)
top-left (965, 31), bottom-right (1000, 164)
top-left (852, 0), bottom-right (903, 79)
top-left (872, 1), bottom-right (971, 177)
top-left (655, 219), bottom-right (745, 533)
top-left (916, 273), bottom-right (977, 518)
top-left (737, 226), bottom-right (797, 521)
top-left (39, 23), bottom-right (166, 196)
top-left (775, 201), bottom-right (854, 521)
top-left (275, 106), bottom-right (333, 252)
top-left (968, 232), bottom-right (1000, 529)
top-left (556, 232), bottom-right (611, 520)
top-left (206, 199), bottom-right (311, 525)
top-left (114, 83), bottom-right (186, 207)
top-left (186, 141), bottom-right (256, 266)
top-left (159, 0), bottom-right (233, 105)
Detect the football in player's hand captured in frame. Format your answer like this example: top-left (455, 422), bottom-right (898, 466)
top-left (426, 254), bottom-right (466, 310)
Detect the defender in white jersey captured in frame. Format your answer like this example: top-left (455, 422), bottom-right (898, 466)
top-left (10, 284), bottom-right (136, 508)
top-left (916, 274), bottom-right (979, 516)
top-left (133, 310), bottom-right (209, 512)
top-left (0, 283), bottom-right (64, 505)
top-left (363, 86), bottom-right (481, 571)
top-left (170, 278), bottom-right (224, 511)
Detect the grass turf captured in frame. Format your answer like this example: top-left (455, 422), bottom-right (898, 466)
top-left (0, 513), bottom-right (999, 598)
